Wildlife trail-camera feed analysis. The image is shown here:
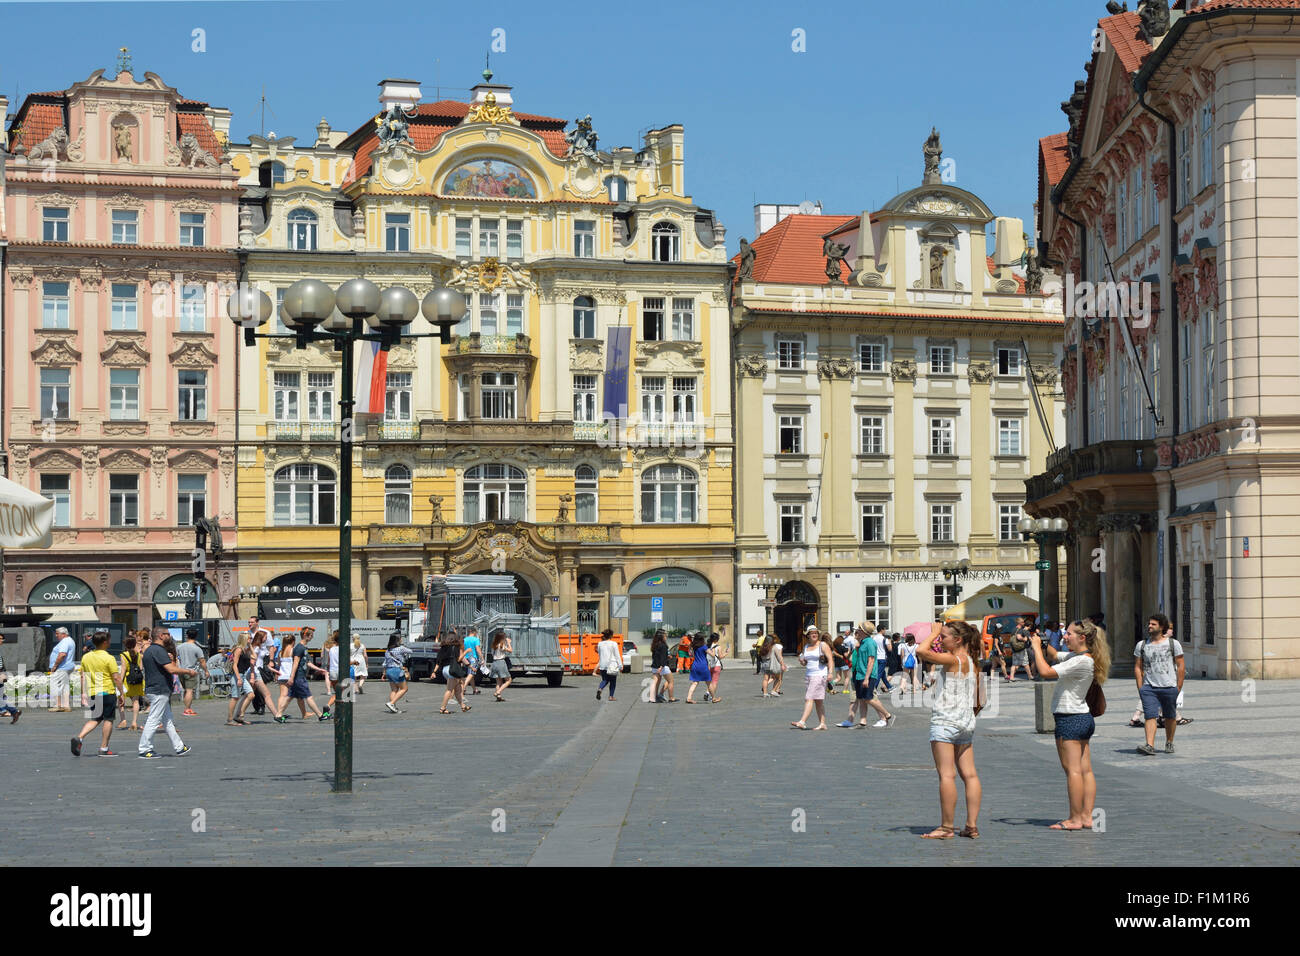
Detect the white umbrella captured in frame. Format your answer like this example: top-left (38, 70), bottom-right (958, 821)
top-left (0, 474), bottom-right (54, 549)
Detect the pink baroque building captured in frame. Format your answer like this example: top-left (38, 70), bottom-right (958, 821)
top-left (1, 63), bottom-right (241, 634)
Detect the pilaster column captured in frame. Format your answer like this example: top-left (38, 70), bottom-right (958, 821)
top-left (734, 348), bottom-right (768, 551)
top-left (1100, 513), bottom-right (1144, 672)
top-left (889, 353), bottom-right (919, 554)
top-left (366, 568), bottom-right (381, 619)
top-left (1075, 514), bottom-right (1101, 621)
top-left (967, 360), bottom-right (994, 546)
top-left (816, 356), bottom-right (856, 551)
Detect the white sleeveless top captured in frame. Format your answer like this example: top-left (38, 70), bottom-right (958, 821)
top-left (802, 643), bottom-right (826, 677)
top-left (930, 655), bottom-right (977, 733)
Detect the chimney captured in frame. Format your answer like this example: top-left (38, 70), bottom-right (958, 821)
top-left (469, 63), bottom-right (512, 108)
top-left (993, 217), bottom-right (1025, 279)
top-left (378, 78), bottom-right (422, 112)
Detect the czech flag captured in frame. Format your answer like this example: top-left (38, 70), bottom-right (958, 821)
top-left (355, 340), bottom-right (388, 414)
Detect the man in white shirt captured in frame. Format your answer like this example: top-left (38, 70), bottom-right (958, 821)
top-left (48, 627), bottom-right (77, 712)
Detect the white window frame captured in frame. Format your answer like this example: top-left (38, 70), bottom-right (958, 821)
top-left (177, 474), bottom-right (207, 526)
top-left (109, 368), bottom-right (140, 420)
top-left (573, 374), bottom-right (598, 422)
top-left (651, 222), bottom-right (680, 262)
top-left (858, 341), bottom-right (884, 373)
top-left (930, 503), bottom-right (954, 543)
top-left (505, 293), bottom-right (524, 336)
top-left (1200, 103), bottom-right (1214, 192)
top-left (641, 297), bottom-right (665, 341)
top-left (42, 281), bottom-right (70, 329)
top-left (671, 377), bottom-right (697, 423)
top-left (455, 218), bottom-right (473, 257)
top-left (179, 284), bottom-right (206, 332)
top-left (384, 465), bottom-right (412, 524)
top-left (479, 219), bottom-right (500, 258)
top-left (575, 465), bottom-right (598, 523)
top-left (41, 473), bottom-right (72, 528)
top-left (640, 376), bottom-right (666, 423)
top-left (273, 463), bottom-right (336, 526)
top-left (480, 371), bottom-right (517, 420)
top-left (40, 368), bottom-right (71, 419)
top-left (671, 298), bottom-right (695, 340)
top-left (996, 347), bottom-right (1021, 377)
top-left (929, 345), bottom-right (955, 375)
top-left (288, 208), bottom-right (317, 251)
top-left (111, 209), bottom-right (138, 245)
top-left (640, 464), bottom-right (698, 524)
top-left (109, 474), bottom-right (140, 527)
top-left (998, 503), bottom-right (1022, 541)
top-left (573, 296), bottom-right (596, 338)
top-left (933, 584), bottom-right (960, 620)
top-left (859, 415), bottom-right (884, 455)
top-left (506, 219), bottom-right (524, 260)
top-left (385, 212), bottom-right (411, 252)
top-left (777, 339), bottom-right (804, 370)
top-left (779, 502), bottom-right (805, 544)
top-left (574, 220), bottom-right (596, 258)
top-left (179, 211), bottom-right (206, 247)
top-left (178, 369), bottom-right (207, 421)
top-left (43, 206), bottom-right (69, 242)
top-left (1202, 305), bottom-right (1216, 425)
top-left (930, 417), bottom-right (955, 456)
top-left (273, 371), bottom-right (300, 422)
top-left (778, 414), bottom-right (803, 454)
top-left (997, 418), bottom-right (1022, 456)
top-left (860, 502), bottom-right (885, 543)
top-left (307, 372), bottom-right (334, 422)
top-left (863, 586), bottom-right (891, 633)
top-left (463, 464), bottom-right (526, 523)
top-left (385, 371), bottom-right (413, 422)
top-left (111, 283), bottom-right (138, 330)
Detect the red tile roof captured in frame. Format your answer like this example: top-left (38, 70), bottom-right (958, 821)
top-left (733, 213), bottom-right (1028, 293)
top-left (743, 305), bottom-right (1062, 326)
top-left (1100, 11), bottom-right (1151, 75)
top-left (1189, 0), bottom-right (1300, 8)
top-left (1039, 133), bottom-right (1070, 189)
top-left (986, 256), bottom-right (1027, 294)
top-left (176, 110), bottom-right (222, 157)
top-left (12, 102), bottom-right (64, 152)
top-left (731, 213), bottom-right (858, 285)
top-left (341, 99), bottom-right (570, 187)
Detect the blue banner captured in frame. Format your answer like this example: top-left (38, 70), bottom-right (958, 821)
top-left (603, 326), bottom-right (631, 418)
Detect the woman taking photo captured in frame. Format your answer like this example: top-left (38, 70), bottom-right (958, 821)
top-left (705, 633), bottom-right (723, 703)
top-left (490, 630), bottom-right (513, 701)
top-left (791, 625), bottom-right (834, 730)
top-left (1030, 620), bottom-right (1110, 831)
top-left (225, 634), bottom-right (253, 726)
top-left (914, 620), bottom-right (984, 839)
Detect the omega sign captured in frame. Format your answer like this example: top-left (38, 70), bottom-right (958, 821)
top-left (42, 582), bottom-right (84, 602)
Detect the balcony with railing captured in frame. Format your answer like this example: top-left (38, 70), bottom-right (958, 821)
top-left (270, 419), bottom-right (338, 441)
top-left (452, 332), bottom-right (532, 355)
top-left (1025, 439), bottom-right (1157, 504)
top-left (377, 420), bottom-right (419, 440)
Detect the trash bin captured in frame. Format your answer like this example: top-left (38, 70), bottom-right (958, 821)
top-left (1035, 680), bottom-right (1056, 733)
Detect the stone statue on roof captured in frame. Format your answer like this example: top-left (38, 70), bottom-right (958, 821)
top-left (1025, 246), bottom-right (1043, 294)
top-left (923, 127), bottom-right (943, 185)
top-left (565, 114), bottom-right (599, 162)
top-left (823, 238), bottom-right (850, 282)
top-left (376, 102), bottom-right (415, 148)
top-left (1137, 0), bottom-right (1170, 42)
top-left (737, 238), bottom-right (756, 281)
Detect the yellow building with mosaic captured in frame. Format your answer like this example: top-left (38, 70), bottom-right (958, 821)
top-left (228, 74), bottom-right (733, 639)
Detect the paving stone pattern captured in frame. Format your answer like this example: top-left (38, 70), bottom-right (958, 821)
top-left (1, 671), bottom-right (1297, 866)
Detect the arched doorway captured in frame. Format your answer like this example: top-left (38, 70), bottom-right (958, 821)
top-left (628, 568), bottom-right (712, 641)
top-left (471, 570), bottom-right (534, 615)
top-left (773, 580), bottom-right (819, 649)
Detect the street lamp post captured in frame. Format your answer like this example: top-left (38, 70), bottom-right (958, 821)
top-left (229, 278), bottom-right (465, 793)
top-left (1019, 516), bottom-right (1069, 624)
top-left (940, 558), bottom-right (972, 606)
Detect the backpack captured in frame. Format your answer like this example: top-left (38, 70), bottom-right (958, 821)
top-left (903, 645), bottom-right (916, 667)
top-left (126, 652), bottom-right (144, 685)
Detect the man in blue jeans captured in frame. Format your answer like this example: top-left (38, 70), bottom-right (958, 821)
top-left (138, 627), bottom-right (197, 759)
top-left (869, 624), bottom-right (893, 692)
top-left (1134, 613), bottom-right (1184, 755)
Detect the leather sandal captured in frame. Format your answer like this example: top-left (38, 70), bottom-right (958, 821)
top-left (959, 826), bottom-right (980, 839)
top-left (921, 826), bottom-right (956, 840)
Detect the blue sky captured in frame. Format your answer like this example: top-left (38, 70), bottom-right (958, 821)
top-left (2, 0), bottom-right (1107, 252)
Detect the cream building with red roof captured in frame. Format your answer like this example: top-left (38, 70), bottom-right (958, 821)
top-left (732, 142), bottom-right (1064, 648)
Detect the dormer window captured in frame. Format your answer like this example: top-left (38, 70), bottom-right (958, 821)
top-left (651, 222), bottom-right (680, 262)
top-left (260, 161), bottom-right (287, 187)
top-left (605, 176), bottom-right (629, 202)
top-left (288, 208), bottom-right (318, 251)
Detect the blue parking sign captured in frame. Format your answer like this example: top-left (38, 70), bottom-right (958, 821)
top-left (164, 610), bottom-right (178, 621)
top-left (395, 600), bottom-right (404, 609)
top-left (651, 596), bottom-right (663, 611)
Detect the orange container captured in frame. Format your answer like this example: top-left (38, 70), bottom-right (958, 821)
top-left (558, 633), bottom-right (626, 674)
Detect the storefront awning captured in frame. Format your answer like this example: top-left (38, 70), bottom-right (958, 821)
top-left (30, 605), bottom-right (98, 622)
top-left (260, 599), bottom-right (341, 619)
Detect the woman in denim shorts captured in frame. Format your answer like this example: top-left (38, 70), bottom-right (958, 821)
top-left (915, 621), bottom-right (985, 840)
top-left (382, 634), bottom-right (411, 714)
top-left (1029, 620), bottom-right (1111, 831)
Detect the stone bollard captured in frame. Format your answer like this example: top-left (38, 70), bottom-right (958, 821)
top-left (1035, 680), bottom-right (1056, 733)
top-left (628, 655), bottom-right (644, 674)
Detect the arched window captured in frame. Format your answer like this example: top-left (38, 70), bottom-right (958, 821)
top-left (651, 222), bottom-right (680, 262)
top-left (572, 295), bottom-right (596, 338)
top-left (605, 175), bottom-right (629, 202)
top-left (385, 464), bottom-right (412, 524)
top-left (464, 464), bottom-right (526, 523)
top-left (575, 465), bottom-right (598, 523)
top-left (288, 208), bottom-right (317, 251)
top-left (640, 464), bottom-right (697, 523)
top-left (259, 160), bottom-right (287, 188)
top-left (273, 463), bottom-right (335, 525)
